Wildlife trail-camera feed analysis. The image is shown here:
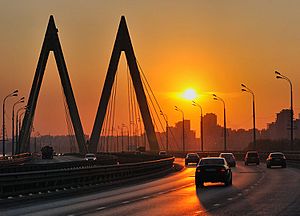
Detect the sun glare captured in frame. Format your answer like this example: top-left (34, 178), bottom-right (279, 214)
top-left (182, 88), bottom-right (197, 100)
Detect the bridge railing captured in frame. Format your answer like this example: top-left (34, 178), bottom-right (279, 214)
top-left (0, 156), bottom-right (174, 198)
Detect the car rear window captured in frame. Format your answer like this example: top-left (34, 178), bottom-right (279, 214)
top-left (200, 158), bottom-right (225, 165)
top-left (221, 154), bottom-right (233, 159)
top-left (271, 153), bottom-right (284, 158)
top-left (188, 154), bottom-right (198, 157)
top-left (248, 153), bottom-right (258, 157)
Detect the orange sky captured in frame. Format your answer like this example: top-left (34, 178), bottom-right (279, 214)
top-left (1, 1), bottom-right (300, 137)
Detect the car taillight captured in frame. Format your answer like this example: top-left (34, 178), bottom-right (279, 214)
top-left (196, 169), bottom-right (201, 173)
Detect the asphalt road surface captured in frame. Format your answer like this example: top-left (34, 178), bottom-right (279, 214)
top-left (2, 159), bottom-right (300, 216)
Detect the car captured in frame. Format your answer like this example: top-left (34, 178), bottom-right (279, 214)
top-left (245, 151), bottom-right (259, 165)
top-left (159, 151), bottom-right (167, 156)
top-left (266, 152), bottom-right (286, 168)
top-left (185, 153), bottom-right (200, 165)
top-left (219, 153), bottom-right (236, 167)
top-left (84, 153), bottom-right (97, 161)
top-left (195, 157), bottom-right (232, 188)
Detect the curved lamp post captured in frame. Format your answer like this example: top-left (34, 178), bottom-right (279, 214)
top-left (241, 84), bottom-right (256, 150)
top-left (212, 94), bottom-right (227, 151)
top-left (192, 101), bottom-right (204, 152)
top-left (16, 105), bottom-right (27, 154)
top-left (275, 71), bottom-right (294, 150)
top-left (175, 106), bottom-right (185, 153)
top-left (2, 90), bottom-right (18, 156)
top-left (12, 97), bottom-right (25, 155)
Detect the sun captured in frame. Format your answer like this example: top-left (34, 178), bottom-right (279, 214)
top-left (182, 88), bottom-right (197, 100)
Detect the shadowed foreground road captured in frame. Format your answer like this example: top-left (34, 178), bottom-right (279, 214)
top-left (1, 159), bottom-right (299, 216)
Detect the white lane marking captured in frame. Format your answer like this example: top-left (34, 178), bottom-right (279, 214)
top-left (122, 200), bottom-right (130, 204)
top-left (238, 193), bottom-right (243, 196)
top-left (227, 197), bottom-right (233, 201)
top-left (142, 196), bottom-right (150, 199)
top-left (158, 192), bottom-right (165, 195)
top-left (213, 203), bottom-right (221, 207)
top-left (97, 207), bottom-right (106, 210)
top-left (244, 189), bottom-right (249, 192)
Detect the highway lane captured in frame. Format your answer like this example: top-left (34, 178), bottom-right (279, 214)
top-left (1, 159), bottom-right (299, 216)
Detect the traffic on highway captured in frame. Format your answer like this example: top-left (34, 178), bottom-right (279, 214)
top-left (1, 156), bottom-right (299, 216)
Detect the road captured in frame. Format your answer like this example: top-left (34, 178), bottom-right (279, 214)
top-left (1, 159), bottom-right (300, 216)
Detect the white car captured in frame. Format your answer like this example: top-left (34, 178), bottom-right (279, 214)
top-left (84, 153), bottom-right (97, 161)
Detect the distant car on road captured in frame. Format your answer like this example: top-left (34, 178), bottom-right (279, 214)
top-left (195, 157), bottom-right (232, 188)
top-left (266, 152), bottom-right (286, 168)
top-left (185, 153), bottom-right (200, 165)
top-left (245, 151), bottom-right (259, 165)
top-left (84, 153), bottom-right (97, 161)
top-left (219, 153), bottom-right (236, 167)
top-left (158, 151), bottom-right (167, 156)
top-left (41, 146), bottom-right (54, 159)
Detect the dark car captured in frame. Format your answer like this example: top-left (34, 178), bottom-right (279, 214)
top-left (266, 152), bottom-right (286, 168)
top-left (245, 151), bottom-right (259, 165)
top-left (185, 153), bottom-right (200, 165)
top-left (219, 153), bottom-right (236, 167)
top-left (195, 157), bottom-right (232, 188)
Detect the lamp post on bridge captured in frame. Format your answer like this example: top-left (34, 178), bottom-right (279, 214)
top-left (17, 110), bottom-right (27, 154)
top-left (275, 70), bottom-right (294, 151)
top-left (160, 111), bottom-right (169, 152)
top-left (175, 106), bottom-right (185, 153)
top-left (2, 90), bottom-right (18, 156)
top-left (241, 84), bottom-right (256, 150)
top-left (12, 97), bottom-right (25, 155)
top-left (192, 101), bottom-right (204, 152)
top-left (212, 94), bottom-right (227, 151)
top-left (112, 127), bottom-right (118, 152)
top-left (121, 124), bottom-right (129, 152)
top-left (16, 106), bottom-right (27, 154)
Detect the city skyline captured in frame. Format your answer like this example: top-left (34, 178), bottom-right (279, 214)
top-left (2, 107), bottom-right (298, 154)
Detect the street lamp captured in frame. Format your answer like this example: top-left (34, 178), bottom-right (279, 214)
top-left (15, 106), bottom-right (28, 154)
top-left (192, 101), bottom-right (204, 152)
top-left (275, 70), bottom-right (294, 150)
top-left (212, 94), bottom-right (227, 151)
top-left (16, 106), bottom-right (27, 154)
top-left (175, 106), bottom-right (185, 153)
top-left (112, 127), bottom-right (118, 152)
top-left (160, 111), bottom-right (169, 152)
top-left (2, 90), bottom-right (18, 156)
top-left (12, 97), bottom-right (25, 155)
top-left (121, 124), bottom-right (129, 152)
top-left (241, 84), bottom-right (256, 150)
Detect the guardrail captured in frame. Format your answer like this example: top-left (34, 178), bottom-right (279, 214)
top-left (0, 157), bottom-right (174, 198)
top-left (0, 153), bottom-right (171, 173)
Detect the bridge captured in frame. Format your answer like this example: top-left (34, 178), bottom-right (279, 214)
top-left (0, 16), bottom-right (300, 216)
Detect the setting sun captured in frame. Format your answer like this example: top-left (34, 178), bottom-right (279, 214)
top-left (182, 88), bottom-right (197, 100)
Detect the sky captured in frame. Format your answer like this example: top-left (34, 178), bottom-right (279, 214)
top-left (1, 1), bottom-right (300, 137)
